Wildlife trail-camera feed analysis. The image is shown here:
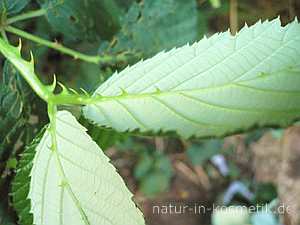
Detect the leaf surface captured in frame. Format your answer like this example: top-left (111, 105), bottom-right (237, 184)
top-left (0, 61), bottom-right (33, 156)
top-left (29, 111), bottom-right (144, 225)
top-left (38, 0), bottom-right (124, 41)
top-left (84, 18), bottom-right (300, 138)
top-left (100, 0), bottom-right (205, 58)
top-left (0, 0), bottom-right (30, 15)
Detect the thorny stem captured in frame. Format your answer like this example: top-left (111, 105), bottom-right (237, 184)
top-left (6, 8), bottom-right (47, 24)
top-left (5, 25), bottom-right (104, 64)
top-left (0, 35), bottom-right (103, 105)
top-left (0, 8), bottom-right (135, 106)
top-left (5, 25), bottom-right (132, 65)
top-left (229, 0), bottom-right (238, 35)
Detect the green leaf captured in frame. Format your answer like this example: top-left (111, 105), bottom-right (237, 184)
top-left (29, 111), bottom-right (144, 225)
top-left (2, 60), bottom-right (33, 103)
top-left (134, 151), bottom-right (173, 197)
top-left (80, 115), bottom-right (128, 150)
top-left (134, 153), bottom-right (154, 180)
top-left (187, 140), bottom-right (222, 165)
top-left (38, 0), bottom-right (124, 41)
top-left (0, 60), bottom-right (32, 155)
top-left (0, 85), bottom-right (23, 154)
top-left (139, 172), bottom-right (170, 198)
top-left (0, 0), bottom-right (30, 15)
top-left (84, 18), bottom-right (300, 138)
top-left (100, 0), bottom-right (206, 58)
top-left (11, 127), bottom-right (46, 225)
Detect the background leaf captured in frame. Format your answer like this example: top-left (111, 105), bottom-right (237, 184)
top-left (38, 0), bottom-right (125, 41)
top-left (0, 0), bottom-right (30, 15)
top-left (187, 140), bottom-right (223, 166)
top-left (99, 0), bottom-right (207, 58)
top-left (0, 60), bottom-right (33, 159)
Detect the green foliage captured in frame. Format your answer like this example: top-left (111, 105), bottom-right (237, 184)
top-left (134, 150), bottom-right (173, 197)
top-left (11, 127), bottom-right (46, 225)
top-left (0, 61), bottom-right (32, 156)
top-left (0, 0), bottom-right (30, 15)
top-left (186, 139), bottom-right (223, 165)
top-left (100, 0), bottom-right (206, 58)
top-left (253, 183), bottom-right (277, 205)
top-left (82, 118), bottom-right (128, 150)
top-left (0, 1), bottom-right (299, 224)
top-left (0, 85), bottom-right (23, 154)
top-left (84, 18), bottom-right (300, 139)
top-left (28, 111), bottom-right (144, 225)
top-left (38, 0), bottom-right (124, 41)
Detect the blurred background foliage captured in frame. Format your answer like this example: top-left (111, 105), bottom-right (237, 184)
top-left (0, 0), bottom-right (300, 224)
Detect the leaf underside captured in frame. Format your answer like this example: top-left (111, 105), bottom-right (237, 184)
top-left (84, 18), bottom-right (300, 139)
top-left (29, 111), bottom-right (144, 225)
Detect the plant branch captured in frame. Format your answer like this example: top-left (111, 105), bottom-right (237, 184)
top-left (229, 0), bottom-right (238, 35)
top-left (6, 8), bottom-right (47, 25)
top-left (5, 25), bottom-right (103, 64)
top-left (0, 37), bottom-right (53, 102)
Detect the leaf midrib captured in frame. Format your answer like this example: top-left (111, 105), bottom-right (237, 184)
top-left (90, 82), bottom-right (300, 114)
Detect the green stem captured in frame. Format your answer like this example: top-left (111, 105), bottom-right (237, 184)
top-left (5, 26), bottom-right (101, 64)
top-left (5, 25), bottom-right (104, 64)
top-left (6, 8), bottom-right (47, 24)
top-left (50, 94), bottom-right (97, 105)
top-left (0, 29), bottom-right (8, 42)
top-left (0, 37), bottom-right (52, 101)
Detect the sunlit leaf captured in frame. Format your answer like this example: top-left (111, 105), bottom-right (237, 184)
top-left (29, 111), bottom-right (145, 225)
top-left (85, 18), bottom-right (300, 138)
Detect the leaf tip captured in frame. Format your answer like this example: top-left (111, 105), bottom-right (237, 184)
top-left (294, 16), bottom-right (299, 23)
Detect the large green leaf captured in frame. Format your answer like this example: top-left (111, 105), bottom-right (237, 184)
top-left (29, 111), bottom-right (144, 225)
top-left (0, 0), bottom-right (30, 15)
top-left (99, 0), bottom-right (206, 58)
top-left (84, 18), bottom-right (300, 138)
top-left (11, 128), bottom-right (46, 225)
top-left (38, 0), bottom-right (124, 41)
